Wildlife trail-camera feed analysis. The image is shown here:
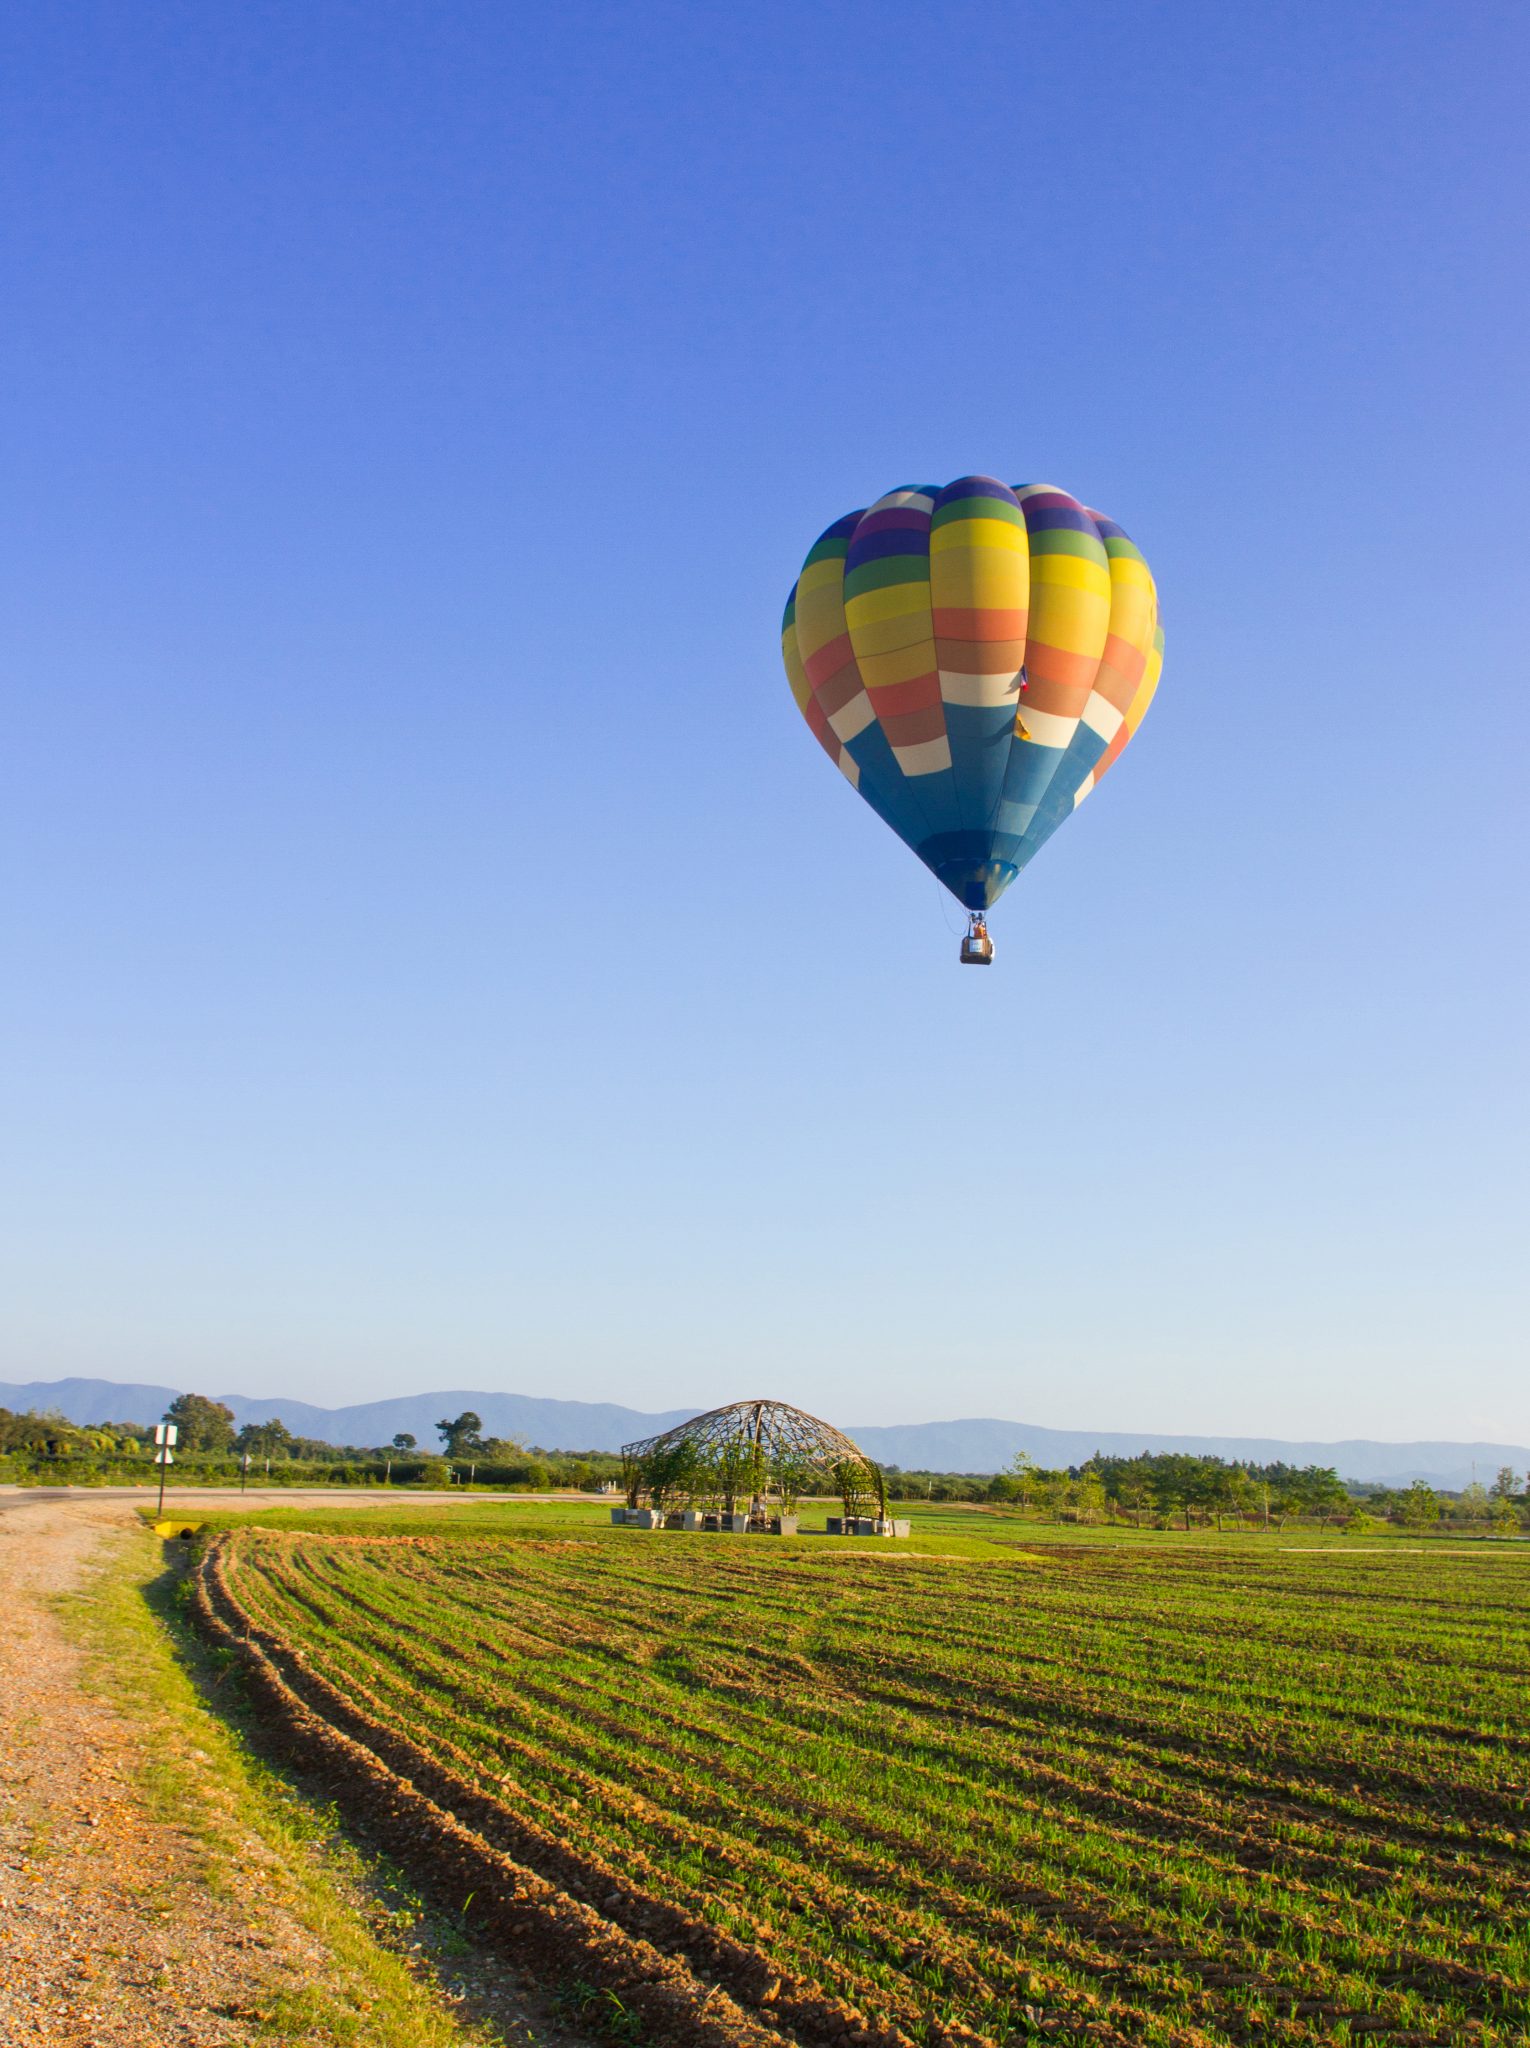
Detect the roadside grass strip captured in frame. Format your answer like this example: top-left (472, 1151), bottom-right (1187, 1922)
top-left (62, 1519), bottom-right (516, 2046)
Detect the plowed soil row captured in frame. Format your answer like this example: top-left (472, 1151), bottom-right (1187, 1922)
top-left (206, 1527), bottom-right (1530, 2048)
top-left (193, 1540), bottom-right (969, 2048)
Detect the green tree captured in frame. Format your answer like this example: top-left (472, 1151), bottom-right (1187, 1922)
top-left (1298, 1467), bottom-right (1350, 1526)
top-left (773, 1447), bottom-right (814, 1515)
top-left (164, 1393), bottom-right (236, 1453)
top-left (1116, 1474), bottom-right (1151, 1526)
top-left (1456, 1481), bottom-right (1491, 1524)
top-left (712, 1433), bottom-right (756, 1515)
top-left (235, 1418), bottom-right (292, 1458)
top-left (1207, 1467), bottom-right (1250, 1530)
top-left (1074, 1470), bottom-right (1107, 1524)
top-left (436, 1411), bottom-right (484, 1457)
top-left (1402, 1480), bottom-right (1441, 1527)
top-left (1491, 1465), bottom-right (1520, 1501)
top-left (1150, 1454), bottom-right (1205, 1530)
top-left (1006, 1450), bottom-right (1036, 1509)
top-left (640, 1436), bottom-right (707, 1510)
top-left (392, 1431), bottom-right (417, 1451)
top-left (479, 1435), bottom-right (524, 1461)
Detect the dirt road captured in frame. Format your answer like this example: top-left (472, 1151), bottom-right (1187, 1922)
top-left (0, 1489), bottom-right (602, 2048)
top-left (0, 1493), bottom-right (325, 2044)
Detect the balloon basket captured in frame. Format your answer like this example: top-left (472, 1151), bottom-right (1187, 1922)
top-left (959, 914), bottom-right (994, 966)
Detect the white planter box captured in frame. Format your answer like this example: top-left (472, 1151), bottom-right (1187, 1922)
top-left (681, 1509), bottom-right (703, 1530)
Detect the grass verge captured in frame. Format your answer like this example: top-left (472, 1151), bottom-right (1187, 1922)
top-left (60, 1515), bottom-right (509, 2047)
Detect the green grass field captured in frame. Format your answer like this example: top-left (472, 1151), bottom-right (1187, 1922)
top-left (198, 1505), bottom-right (1530, 2046)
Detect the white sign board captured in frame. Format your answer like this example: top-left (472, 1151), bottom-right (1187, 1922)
top-left (153, 1447), bottom-right (174, 1465)
top-left (153, 1423), bottom-right (178, 1446)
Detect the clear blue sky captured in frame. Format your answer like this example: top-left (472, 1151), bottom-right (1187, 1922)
top-left (3, 2), bottom-right (1526, 1442)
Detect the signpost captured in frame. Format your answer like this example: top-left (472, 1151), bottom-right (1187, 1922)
top-left (153, 1422), bottom-right (178, 1517)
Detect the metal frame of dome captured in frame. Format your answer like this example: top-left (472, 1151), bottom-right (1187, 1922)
top-left (621, 1398), bottom-right (887, 1521)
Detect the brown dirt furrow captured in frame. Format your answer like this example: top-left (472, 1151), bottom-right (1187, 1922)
top-left (220, 1542), bottom-right (1255, 2048)
top-left (221, 1541), bottom-right (1493, 2048)
top-left (199, 1540), bottom-right (925, 2048)
top-left (310, 1572), bottom-right (1518, 1999)
top-left (233, 1551), bottom-right (1269, 1994)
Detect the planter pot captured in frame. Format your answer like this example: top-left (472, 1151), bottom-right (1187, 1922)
top-left (771, 1516), bottom-right (799, 1536)
top-left (725, 1513), bottom-right (748, 1533)
top-left (681, 1509), bottom-right (703, 1530)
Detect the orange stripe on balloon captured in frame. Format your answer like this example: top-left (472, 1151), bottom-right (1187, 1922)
top-left (803, 698), bottom-right (840, 759)
top-left (815, 665), bottom-right (864, 717)
top-left (803, 633), bottom-right (855, 689)
top-left (931, 607), bottom-right (1028, 640)
top-left (881, 703), bottom-right (947, 748)
top-left (866, 672), bottom-right (942, 717)
top-left (1023, 644), bottom-right (1104, 693)
top-left (933, 636), bottom-right (1028, 674)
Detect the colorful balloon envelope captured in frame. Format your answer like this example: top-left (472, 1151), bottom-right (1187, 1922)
top-left (781, 477), bottom-right (1162, 955)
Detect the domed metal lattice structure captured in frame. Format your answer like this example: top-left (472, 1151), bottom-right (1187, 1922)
top-left (621, 1399), bottom-right (886, 1521)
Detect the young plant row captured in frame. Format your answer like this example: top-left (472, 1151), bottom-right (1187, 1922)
top-left (220, 1528), bottom-right (1530, 2047)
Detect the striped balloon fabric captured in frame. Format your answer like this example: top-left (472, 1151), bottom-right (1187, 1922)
top-left (781, 477), bottom-right (1162, 912)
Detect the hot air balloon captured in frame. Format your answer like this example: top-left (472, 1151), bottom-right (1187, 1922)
top-left (781, 477), bottom-right (1162, 963)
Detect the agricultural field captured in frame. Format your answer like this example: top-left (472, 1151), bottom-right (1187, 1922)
top-left (195, 1513), bottom-right (1530, 2048)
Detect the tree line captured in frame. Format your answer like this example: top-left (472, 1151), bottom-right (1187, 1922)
top-left (2, 1397), bottom-right (1525, 1531)
top-left (884, 1449), bottom-right (1527, 1532)
top-left (0, 1399), bottom-right (629, 1491)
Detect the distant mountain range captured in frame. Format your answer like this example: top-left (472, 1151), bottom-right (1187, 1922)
top-left (3, 1377), bottom-right (1525, 1491)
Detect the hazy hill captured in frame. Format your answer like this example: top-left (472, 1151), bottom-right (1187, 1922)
top-left (3, 1377), bottom-right (1525, 1490)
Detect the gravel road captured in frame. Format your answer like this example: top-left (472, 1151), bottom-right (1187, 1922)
top-left (0, 1493), bottom-right (328, 2044)
top-left (0, 1488), bottom-right (602, 2048)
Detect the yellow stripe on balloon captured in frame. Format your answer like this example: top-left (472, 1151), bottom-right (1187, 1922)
top-left (1029, 553), bottom-right (1112, 596)
top-left (843, 580), bottom-right (935, 630)
top-left (856, 638), bottom-right (940, 690)
top-left (928, 515), bottom-right (1029, 558)
top-left (793, 577), bottom-right (850, 666)
top-left (782, 618), bottom-right (812, 714)
top-left (930, 543), bottom-right (1029, 612)
top-left (1125, 618), bottom-right (1164, 735)
top-left (1028, 583), bottom-right (1111, 657)
top-left (846, 613), bottom-right (937, 664)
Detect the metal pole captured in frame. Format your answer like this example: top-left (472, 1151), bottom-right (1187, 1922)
top-left (156, 1453), bottom-right (167, 1519)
